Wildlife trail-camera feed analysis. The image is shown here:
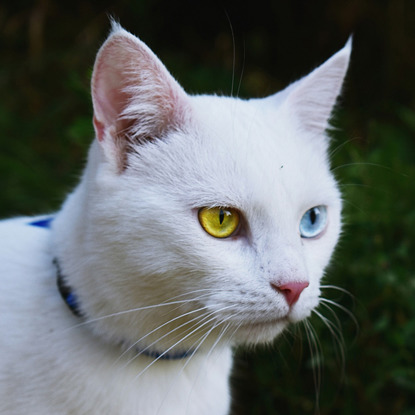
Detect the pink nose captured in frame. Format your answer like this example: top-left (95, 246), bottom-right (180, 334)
top-left (271, 281), bottom-right (309, 306)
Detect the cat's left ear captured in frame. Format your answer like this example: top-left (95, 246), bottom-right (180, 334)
top-left (280, 38), bottom-right (352, 138)
top-left (91, 23), bottom-right (190, 171)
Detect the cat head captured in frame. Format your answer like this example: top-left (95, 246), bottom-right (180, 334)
top-left (53, 23), bottom-right (351, 353)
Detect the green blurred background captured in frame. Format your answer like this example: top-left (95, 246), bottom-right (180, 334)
top-left (1, 1), bottom-right (414, 414)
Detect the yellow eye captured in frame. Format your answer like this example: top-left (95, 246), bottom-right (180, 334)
top-left (198, 207), bottom-right (240, 238)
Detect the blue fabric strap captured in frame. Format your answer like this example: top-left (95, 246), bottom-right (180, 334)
top-left (139, 347), bottom-right (194, 361)
top-left (28, 217), bottom-right (54, 229)
top-left (54, 258), bottom-right (83, 318)
top-left (28, 217), bottom-right (82, 317)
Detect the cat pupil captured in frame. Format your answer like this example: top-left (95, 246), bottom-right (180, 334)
top-left (219, 209), bottom-right (225, 225)
top-left (310, 208), bottom-right (317, 224)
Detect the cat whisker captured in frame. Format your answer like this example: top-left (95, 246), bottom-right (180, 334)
top-left (181, 311), bottom-right (248, 415)
top-left (223, 9), bottom-right (236, 98)
top-left (341, 198), bottom-right (368, 214)
top-left (115, 305), bottom-right (212, 366)
top-left (162, 305), bottom-right (242, 349)
top-left (183, 320), bottom-right (236, 415)
top-left (60, 291), bottom-right (217, 333)
top-left (59, 300), bottom-right (192, 332)
top-left (319, 297), bottom-right (359, 331)
top-left (166, 292), bottom-right (220, 316)
top-left (318, 302), bottom-right (345, 341)
top-left (312, 308), bottom-right (346, 377)
top-left (158, 317), bottom-right (237, 415)
top-left (236, 40), bottom-right (246, 99)
top-left (303, 319), bottom-right (322, 415)
top-left (328, 137), bottom-right (360, 159)
top-left (155, 329), bottom-right (215, 415)
top-left (332, 161), bottom-right (406, 177)
top-left (132, 305), bottom-right (239, 381)
top-left (337, 183), bottom-right (379, 190)
top-left (120, 305), bottom-right (227, 369)
top-left (121, 305), bottom-right (221, 365)
top-left (320, 284), bottom-right (355, 301)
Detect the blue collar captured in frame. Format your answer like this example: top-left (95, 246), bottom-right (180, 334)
top-left (29, 218), bottom-right (82, 317)
top-left (54, 258), bottom-right (83, 317)
top-left (29, 217), bottom-right (54, 229)
top-left (28, 217), bottom-right (192, 361)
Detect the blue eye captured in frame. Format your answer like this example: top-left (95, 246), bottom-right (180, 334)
top-left (299, 206), bottom-right (328, 238)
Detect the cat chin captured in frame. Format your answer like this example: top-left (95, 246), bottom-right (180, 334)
top-left (230, 305), bottom-right (315, 345)
top-left (232, 319), bottom-right (289, 345)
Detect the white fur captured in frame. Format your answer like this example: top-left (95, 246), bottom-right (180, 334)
top-left (0, 24), bottom-right (350, 414)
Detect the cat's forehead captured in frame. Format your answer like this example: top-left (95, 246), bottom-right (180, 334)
top-left (188, 94), bottom-right (331, 189)
top-left (190, 95), bottom-right (288, 169)
top-left (130, 94), bottom-right (337, 213)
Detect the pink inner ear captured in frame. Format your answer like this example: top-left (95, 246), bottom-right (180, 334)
top-left (93, 116), bottom-right (105, 142)
top-left (92, 50), bottom-right (130, 139)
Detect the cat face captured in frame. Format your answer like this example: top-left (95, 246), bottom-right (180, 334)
top-left (54, 24), bottom-right (349, 354)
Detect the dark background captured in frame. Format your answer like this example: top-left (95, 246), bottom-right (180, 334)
top-left (1, 1), bottom-right (414, 414)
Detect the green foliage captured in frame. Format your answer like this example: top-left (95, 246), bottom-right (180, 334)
top-left (329, 108), bottom-right (415, 414)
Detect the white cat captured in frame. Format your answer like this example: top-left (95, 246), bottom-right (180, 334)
top-left (0, 23), bottom-right (350, 415)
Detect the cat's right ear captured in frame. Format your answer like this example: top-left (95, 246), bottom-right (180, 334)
top-left (276, 38), bottom-right (352, 143)
top-left (91, 23), bottom-right (190, 171)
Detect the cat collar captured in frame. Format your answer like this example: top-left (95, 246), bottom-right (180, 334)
top-left (54, 258), bottom-right (83, 317)
top-left (29, 217), bottom-right (82, 317)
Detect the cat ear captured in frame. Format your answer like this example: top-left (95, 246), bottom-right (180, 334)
top-left (91, 23), bottom-right (189, 170)
top-left (280, 38), bottom-right (352, 138)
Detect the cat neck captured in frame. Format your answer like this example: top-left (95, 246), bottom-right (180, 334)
top-left (29, 217), bottom-right (195, 361)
